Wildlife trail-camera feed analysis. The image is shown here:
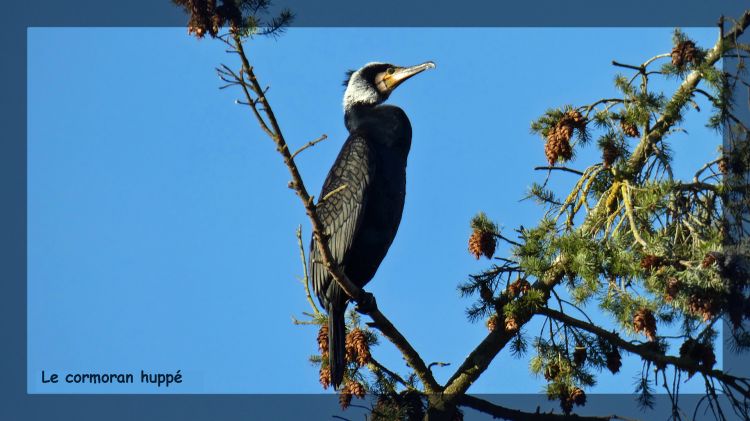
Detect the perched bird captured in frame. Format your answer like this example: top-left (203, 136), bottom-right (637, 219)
top-left (310, 61), bottom-right (435, 389)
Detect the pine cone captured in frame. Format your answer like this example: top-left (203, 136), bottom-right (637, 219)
top-left (545, 122), bottom-right (574, 165)
top-left (571, 387), bottom-right (587, 406)
top-left (347, 380), bottom-right (366, 398)
top-left (620, 120), bottom-right (640, 138)
top-left (602, 141), bottom-right (619, 168)
top-left (679, 339), bottom-right (716, 376)
top-left (339, 388), bottom-right (353, 410)
top-left (633, 308), bottom-right (657, 341)
top-left (508, 279), bottom-right (521, 297)
top-left (345, 328), bottom-right (371, 367)
top-left (573, 344), bottom-right (587, 366)
top-left (317, 324), bottom-right (329, 355)
top-left (640, 255), bottom-right (664, 272)
top-left (605, 349), bottom-right (622, 374)
top-left (664, 277), bottom-right (681, 302)
top-left (486, 314), bottom-right (499, 332)
top-left (468, 229), bottom-right (496, 259)
top-left (688, 294), bottom-right (719, 322)
top-left (505, 316), bottom-right (519, 332)
top-left (186, 0), bottom-right (217, 38)
top-left (671, 40), bottom-right (698, 68)
top-left (564, 110), bottom-right (587, 129)
top-left (319, 365), bottom-right (331, 389)
top-left (700, 344), bottom-right (716, 369)
top-left (679, 338), bottom-right (697, 359)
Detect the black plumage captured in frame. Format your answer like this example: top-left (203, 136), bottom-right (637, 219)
top-left (309, 61), bottom-right (434, 389)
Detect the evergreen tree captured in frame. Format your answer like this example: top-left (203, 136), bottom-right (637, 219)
top-left (173, 3), bottom-right (750, 419)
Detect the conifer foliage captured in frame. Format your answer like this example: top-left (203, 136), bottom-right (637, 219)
top-left (463, 23), bottom-right (750, 418)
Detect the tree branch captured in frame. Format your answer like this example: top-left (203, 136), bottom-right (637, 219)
top-left (534, 166), bottom-right (585, 176)
top-left (627, 12), bottom-right (750, 176)
top-left (458, 394), bottom-right (633, 421)
top-left (441, 258), bottom-right (568, 400)
top-left (536, 307), bottom-right (750, 399)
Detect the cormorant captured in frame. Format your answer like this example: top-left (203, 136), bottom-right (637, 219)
top-left (310, 61), bottom-right (435, 389)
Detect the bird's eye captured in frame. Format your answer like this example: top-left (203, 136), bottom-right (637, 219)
top-left (386, 67), bottom-right (395, 75)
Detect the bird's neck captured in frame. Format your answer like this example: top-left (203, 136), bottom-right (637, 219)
top-left (344, 104), bottom-right (376, 133)
top-left (344, 104), bottom-right (412, 152)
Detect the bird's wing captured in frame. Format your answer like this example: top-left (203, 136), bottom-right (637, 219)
top-left (310, 133), bottom-right (375, 308)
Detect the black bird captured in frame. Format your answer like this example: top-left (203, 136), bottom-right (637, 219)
top-left (310, 61), bottom-right (435, 389)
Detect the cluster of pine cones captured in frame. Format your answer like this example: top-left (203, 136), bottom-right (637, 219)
top-left (317, 325), bottom-right (371, 392)
top-left (557, 386), bottom-right (587, 415)
top-left (173, 0), bottom-right (242, 38)
top-left (545, 110), bottom-right (586, 165)
top-left (671, 40), bottom-right (700, 68)
top-left (679, 338), bottom-right (716, 376)
top-left (687, 292), bottom-right (721, 322)
top-left (485, 313), bottom-right (521, 332)
top-left (507, 278), bottom-right (531, 297)
top-left (633, 308), bottom-right (657, 341)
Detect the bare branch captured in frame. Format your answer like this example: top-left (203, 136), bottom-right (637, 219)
top-left (534, 166), bottom-right (585, 176)
top-left (296, 225), bottom-right (320, 315)
top-left (291, 134), bottom-right (328, 160)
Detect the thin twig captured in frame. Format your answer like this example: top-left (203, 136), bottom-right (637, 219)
top-left (291, 134), bottom-right (328, 160)
top-left (370, 357), bottom-right (411, 388)
top-left (534, 166), bottom-right (585, 176)
top-left (296, 225), bottom-right (320, 315)
top-left (321, 184), bottom-right (348, 202)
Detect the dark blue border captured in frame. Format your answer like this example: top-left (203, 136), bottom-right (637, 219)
top-left (4, 0), bottom-right (750, 419)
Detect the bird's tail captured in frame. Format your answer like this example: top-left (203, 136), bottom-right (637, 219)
top-left (329, 304), bottom-right (346, 390)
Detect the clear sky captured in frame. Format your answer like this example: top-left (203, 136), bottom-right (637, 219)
top-left (28, 27), bottom-right (719, 396)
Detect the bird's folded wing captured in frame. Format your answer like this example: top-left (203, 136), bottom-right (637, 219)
top-left (310, 134), bottom-right (375, 307)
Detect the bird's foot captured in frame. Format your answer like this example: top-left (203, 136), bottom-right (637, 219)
top-left (355, 292), bottom-right (377, 314)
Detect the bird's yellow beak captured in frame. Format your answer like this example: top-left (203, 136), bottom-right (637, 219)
top-left (380, 61), bottom-right (436, 92)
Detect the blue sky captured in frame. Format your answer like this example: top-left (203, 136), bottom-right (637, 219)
top-left (28, 27), bottom-right (719, 397)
